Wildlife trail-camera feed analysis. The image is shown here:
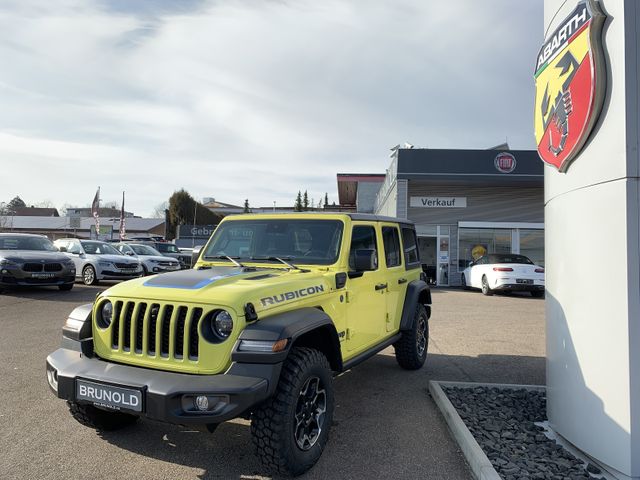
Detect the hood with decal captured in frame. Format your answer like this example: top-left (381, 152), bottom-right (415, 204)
top-left (100, 265), bottom-right (333, 313)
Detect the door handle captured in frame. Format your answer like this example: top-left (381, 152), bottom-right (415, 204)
top-left (398, 278), bottom-right (407, 284)
top-left (375, 283), bottom-right (387, 291)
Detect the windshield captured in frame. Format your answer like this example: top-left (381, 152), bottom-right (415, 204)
top-left (80, 241), bottom-right (122, 255)
top-left (131, 245), bottom-right (161, 256)
top-left (202, 219), bottom-right (344, 265)
top-left (0, 235), bottom-right (57, 251)
top-left (486, 254), bottom-right (533, 265)
top-left (156, 243), bottom-right (180, 253)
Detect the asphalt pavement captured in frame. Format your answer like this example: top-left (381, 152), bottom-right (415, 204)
top-left (0, 284), bottom-right (545, 480)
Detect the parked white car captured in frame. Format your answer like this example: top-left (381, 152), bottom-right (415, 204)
top-left (114, 243), bottom-right (181, 275)
top-left (54, 238), bottom-right (142, 285)
top-left (461, 253), bottom-right (545, 297)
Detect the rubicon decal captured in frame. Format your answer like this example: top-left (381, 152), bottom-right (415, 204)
top-left (260, 285), bottom-right (325, 307)
top-left (534, 0), bottom-right (606, 172)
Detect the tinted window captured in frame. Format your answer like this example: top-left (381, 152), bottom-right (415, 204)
top-left (349, 226), bottom-right (378, 270)
top-left (156, 243), bottom-right (180, 253)
top-left (0, 236), bottom-right (56, 251)
top-left (401, 227), bottom-right (420, 266)
top-left (203, 220), bottom-right (344, 265)
top-left (382, 227), bottom-right (401, 267)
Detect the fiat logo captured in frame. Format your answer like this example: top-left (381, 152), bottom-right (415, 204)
top-left (494, 153), bottom-right (516, 173)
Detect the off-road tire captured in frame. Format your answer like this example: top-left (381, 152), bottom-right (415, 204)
top-left (251, 347), bottom-right (334, 477)
top-left (67, 401), bottom-right (138, 431)
top-left (461, 274), bottom-right (470, 290)
top-left (531, 290), bottom-right (545, 298)
top-left (394, 304), bottom-right (429, 370)
top-left (58, 283), bottom-right (74, 291)
top-left (82, 265), bottom-right (99, 286)
top-left (481, 275), bottom-right (493, 296)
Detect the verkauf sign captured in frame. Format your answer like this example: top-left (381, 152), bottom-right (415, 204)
top-left (410, 197), bottom-right (467, 208)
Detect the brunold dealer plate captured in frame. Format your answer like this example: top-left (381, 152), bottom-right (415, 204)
top-left (76, 379), bottom-right (142, 412)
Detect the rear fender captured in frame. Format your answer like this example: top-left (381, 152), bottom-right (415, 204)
top-left (399, 280), bottom-right (431, 331)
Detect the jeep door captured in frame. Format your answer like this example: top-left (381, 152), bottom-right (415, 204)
top-left (344, 223), bottom-right (388, 353)
top-left (381, 224), bottom-right (407, 333)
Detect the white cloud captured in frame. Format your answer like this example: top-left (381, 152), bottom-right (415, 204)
top-left (0, 0), bottom-right (542, 215)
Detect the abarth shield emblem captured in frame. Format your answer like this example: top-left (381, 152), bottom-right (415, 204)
top-left (533, 0), bottom-right (606, 172)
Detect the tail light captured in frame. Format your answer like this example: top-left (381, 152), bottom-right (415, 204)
top-left (493, 267), bottom-right (513, 272)
top-left (535, 268), bottom-right (545, 273)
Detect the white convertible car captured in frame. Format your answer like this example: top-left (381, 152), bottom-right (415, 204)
top-left (461, 253), bottom-right (545, 297)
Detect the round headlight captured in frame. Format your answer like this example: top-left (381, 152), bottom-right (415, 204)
top-left (212, 310), bottom-right (233, 338)
top-left (98, 301), bottom-right (113, 329)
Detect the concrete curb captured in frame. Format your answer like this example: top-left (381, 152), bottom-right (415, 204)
top-left (428, 380), bottom-right (544, 480)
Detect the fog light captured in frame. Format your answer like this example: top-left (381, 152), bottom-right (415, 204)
top-left (195, 395), bottom-right (209, 411)
top-left (1, 269), bottom-right (7, 274)
top-left (46, 365), bottom-right (58, 392)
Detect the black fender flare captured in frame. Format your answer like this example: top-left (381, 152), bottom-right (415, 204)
top-left (231, 307), bottom-right (342, 370)
top-left (399, 280), bottom-right (432, 331)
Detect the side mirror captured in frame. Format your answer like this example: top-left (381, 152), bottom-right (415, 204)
top-left (353, 249), bottom-right (377, 272)
top-left (125, 251), bottom-right (134, 256)
top-left (58, 246), bottom-right (67, 252)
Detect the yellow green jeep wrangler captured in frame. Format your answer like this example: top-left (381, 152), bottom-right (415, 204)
top-left (46, 213), bottom-right (431, 476)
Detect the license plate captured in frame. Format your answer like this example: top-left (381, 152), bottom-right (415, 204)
top-left (516, 279), bottom-right (534, 284)
top-left (31, 272), bottom-right (55, 279)
top-left (76, 379), bottom-right (142, 412)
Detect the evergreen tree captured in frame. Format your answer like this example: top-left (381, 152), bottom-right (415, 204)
top-left (302, 190), bottom-right (309, 211)
top-left (323, 193), bottom-right (329, 208)
top-left (294, 191), bottom-right (303, 212)
top-left (167, 189), bottom-right (222, 240)
top-left (7, 196), bottom-right (26, 214)
top-left (243, 199), bottom-right (250, 213)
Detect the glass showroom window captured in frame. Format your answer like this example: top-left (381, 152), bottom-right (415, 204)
top-left (519, 229), bottom-right (544, 267)
top-left (458, 228), bottom-right (512, 270)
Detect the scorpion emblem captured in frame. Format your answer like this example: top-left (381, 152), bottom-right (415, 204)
top-left (540, 51), bottom-right (580, 156)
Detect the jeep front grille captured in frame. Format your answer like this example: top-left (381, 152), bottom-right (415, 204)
top-left (110, 301), bottom-right (203, 360)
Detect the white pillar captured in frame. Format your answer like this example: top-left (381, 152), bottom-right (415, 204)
top-left (544, 1), bottom-right (640, 478)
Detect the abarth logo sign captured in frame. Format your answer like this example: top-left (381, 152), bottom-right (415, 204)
top-left (534, 0), bottom-right (606, 172)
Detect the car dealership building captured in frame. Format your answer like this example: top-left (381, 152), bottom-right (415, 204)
top-left (366, 147), bottom-right (544, 287)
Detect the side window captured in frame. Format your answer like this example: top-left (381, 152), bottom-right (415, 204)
top-left (382, 227), bottom-right (401, 268)
top-left (401, 227), bottom-right (420, 268)
top-left (349, 226), bottom-right (378, 270)
top-left (67, 241), bottom-right (81, 254)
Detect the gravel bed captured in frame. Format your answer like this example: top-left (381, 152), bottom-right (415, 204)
top-left (441, 386), bottom-right (603, 480)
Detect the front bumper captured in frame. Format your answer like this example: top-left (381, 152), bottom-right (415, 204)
top-left (0, 272), bottom-right (75, 287)
top-left (46, 344), bottom-right (281, 425)
top-left (97, 269), bottom-right (143, 280)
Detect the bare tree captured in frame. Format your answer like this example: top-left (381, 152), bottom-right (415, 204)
top-left (151, 201), bottom-right (169, 218)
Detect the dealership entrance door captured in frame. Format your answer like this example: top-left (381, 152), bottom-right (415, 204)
top-left (417, 226), bottom-right (450, 286)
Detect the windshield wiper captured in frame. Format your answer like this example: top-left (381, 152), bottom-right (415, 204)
top-left (202, 255), bottom-right (245, 267)
top-left (250, 256), bottom-right (307, 272)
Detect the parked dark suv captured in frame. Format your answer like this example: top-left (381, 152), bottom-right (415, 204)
top-left (0, 233), bottom-right (76, 292)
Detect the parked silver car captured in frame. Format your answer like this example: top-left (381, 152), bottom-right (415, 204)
top-left (0, 233), bottom-right (76, 292)
top-left (114, 243), bottom-right (181, 275)
top-left (54, 238), bottom-right (142, 285)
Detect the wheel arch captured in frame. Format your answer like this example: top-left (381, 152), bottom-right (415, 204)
top-left (232, 307), bottom-right (343, 371)
top-left (399, 280), bottom-right (431, 331)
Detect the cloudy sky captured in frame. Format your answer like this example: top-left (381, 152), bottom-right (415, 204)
top-left (0, 0), bottom-right (542, 216)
